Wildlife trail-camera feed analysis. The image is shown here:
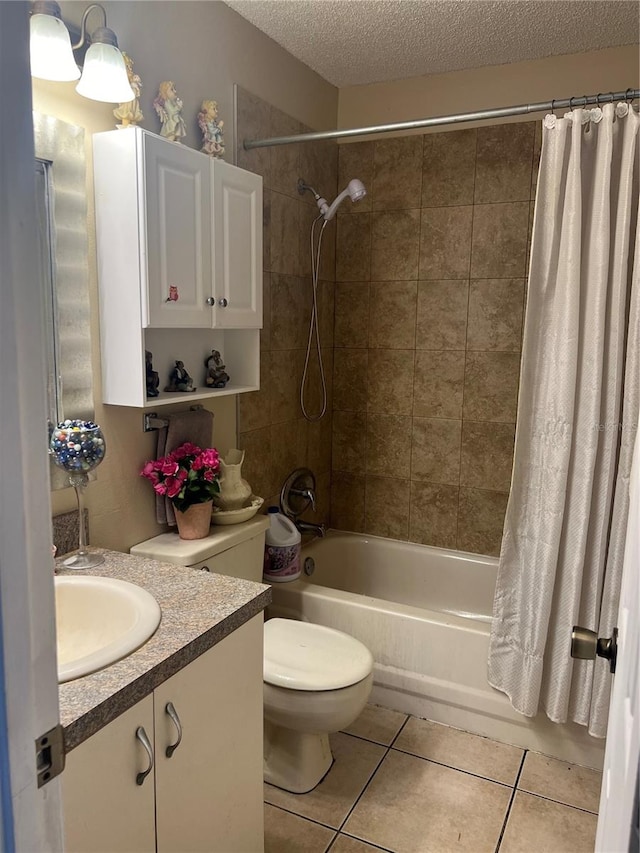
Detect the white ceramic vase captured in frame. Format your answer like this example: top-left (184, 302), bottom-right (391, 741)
top-left (213, 449), bottom-right (252, 511)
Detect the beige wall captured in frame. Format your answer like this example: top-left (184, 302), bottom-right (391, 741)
top-left (36, 1), bottom-right (337, 553)
top-left (338, 45), bottom-right (639, 133)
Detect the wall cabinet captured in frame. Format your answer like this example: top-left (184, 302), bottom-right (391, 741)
top-left (93, 128), bottom-right (262, 407)
top-left (63, 616), bottom-right (264, 853)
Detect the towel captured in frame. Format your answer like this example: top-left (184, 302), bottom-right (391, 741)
top-left (155, 409), bottom-right (215, 526)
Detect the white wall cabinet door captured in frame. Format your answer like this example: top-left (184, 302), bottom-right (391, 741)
top-left (62, 695), bottom-right (155, 853)
top-left (211, 160), bottom-right (263, 329)
top-left (154, 615), bottom-right (264, 853)
top-left (144, 133), bottom-right (213, 329)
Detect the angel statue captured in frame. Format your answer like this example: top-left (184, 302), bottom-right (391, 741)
top-left (198, 99), bottom-right (225, 158)
top-left (113, 52), bottom-right (143, 129)
top-left (153, 81), bottom-right (186, 143)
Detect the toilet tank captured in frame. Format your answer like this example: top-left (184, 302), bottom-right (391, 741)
top-left (130, 516), bottom-right (269, 582)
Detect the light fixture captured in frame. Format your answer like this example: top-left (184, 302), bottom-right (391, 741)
top-left (29, 1), bottom-right (134, 104)
top-left (30, 1), bottom-right (80, 82)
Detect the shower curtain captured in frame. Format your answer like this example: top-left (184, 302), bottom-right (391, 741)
top-left (488, 102), bottom-right (639, 738)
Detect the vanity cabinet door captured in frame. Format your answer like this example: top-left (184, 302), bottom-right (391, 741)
top-left (211, 160), bottom-right (263, 329)
top-left (62, 695), bottom-right (155, 853)
top-left (144, 132), bottom-right (213, 329)
top-left (154, 615), bottom-right (264, 853)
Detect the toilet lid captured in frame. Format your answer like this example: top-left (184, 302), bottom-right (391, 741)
top-left (263, 618), bottom-right (374, 691)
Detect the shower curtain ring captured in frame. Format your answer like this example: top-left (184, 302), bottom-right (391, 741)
top-left (569, 96), bottom-right (576, 111)
top-left (550, 99), bottom-right (556, 116)
top-left (625, 88), bottom-right (635, 104)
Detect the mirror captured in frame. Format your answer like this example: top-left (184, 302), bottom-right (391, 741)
top-left (33, 113), bottom-right (94, 489)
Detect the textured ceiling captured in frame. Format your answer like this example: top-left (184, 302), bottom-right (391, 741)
top-left (224, 0), bottom-right (639, 87)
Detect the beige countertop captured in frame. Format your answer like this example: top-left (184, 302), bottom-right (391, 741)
top-left (57, 549), bottom-right (270, 752)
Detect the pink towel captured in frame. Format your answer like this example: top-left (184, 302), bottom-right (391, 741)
top-left (155, 409), bottom-right (215, 526)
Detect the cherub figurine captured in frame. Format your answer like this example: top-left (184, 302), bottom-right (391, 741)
top-left (164, 360), bottom-right (196, 392)
top-left (204, 349), bottom-right (230, 388)
top-left (113, 52), bottom-right (143, 129)
top-left (198, 99), bottom-right (225, 158)
top-left (153, 81), bottom-right (186, 143)
top-left (145, 350), bottom-right (159, 397)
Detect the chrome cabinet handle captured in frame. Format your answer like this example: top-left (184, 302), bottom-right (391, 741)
top-left (165, 702), bottom-right (183, 758)
top-left (218, 297), bottom-right (228, 307)
top-left (206, 297), bottom-right (215, 306)
top-left (135, 726), bottom-right (154, 785)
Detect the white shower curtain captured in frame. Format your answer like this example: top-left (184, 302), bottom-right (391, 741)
top-left (488, 102), bottom-right (639, 738)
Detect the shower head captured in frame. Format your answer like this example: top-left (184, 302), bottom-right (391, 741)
top-left (319, 178), bottom-right (367, 221)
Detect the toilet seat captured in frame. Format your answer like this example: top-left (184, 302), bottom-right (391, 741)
top-left (264, 618), bottom-right (373, 691)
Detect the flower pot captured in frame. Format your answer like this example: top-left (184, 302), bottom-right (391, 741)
top-left (213, 449), bottom-right (252, 511)
top-left (174, 501), bottom-right (213, 540)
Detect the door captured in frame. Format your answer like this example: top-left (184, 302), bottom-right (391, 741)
top-left (0, 4), bottom-right (64, 850)
top-left (154, 616), bottom-right (264, 852)
top-left (596, 427), bottom-right (640, 852)
top-left (211, 160), bottom-right (263, 329)
top-left (144, 132), bottom-right (213, 328)
top-left (62, 697), bottom-right (156, 853)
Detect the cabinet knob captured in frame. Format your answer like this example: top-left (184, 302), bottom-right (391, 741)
top-left (206, 297), bottom-right (215, 306)
top-left (218, 298), bottom-right (229, 307)
top-left (135, 726), bottom-right (154, 785)
top-left (165, 702), bottom-right (183, 758)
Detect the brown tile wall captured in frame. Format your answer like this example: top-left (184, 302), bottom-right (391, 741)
top-left (331, 122), bottom-right (542, 556)
top-left (235, 87), bottom-right (338, 525)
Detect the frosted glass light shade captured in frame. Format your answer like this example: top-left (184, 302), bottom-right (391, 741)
top-left (30, 13), bottom-right (80, 81)
top-left (75, 42), bottom-right (134, 103)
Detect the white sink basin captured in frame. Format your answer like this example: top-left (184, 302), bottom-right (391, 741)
top-left (55, 575), bottom-right (161, 683)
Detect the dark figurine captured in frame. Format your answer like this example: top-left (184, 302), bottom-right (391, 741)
top-left (145, 350), bottom-right (160, 397)
top-left (204, 349), bottom-right (230, 388)
top-left (164, 360), bottom-right (196, 393)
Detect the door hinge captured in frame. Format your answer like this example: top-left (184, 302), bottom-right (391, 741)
top-left (36, 724), bottom-right (65, 788)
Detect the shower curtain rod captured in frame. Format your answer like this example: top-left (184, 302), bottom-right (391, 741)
top-left (243, 88), bottom-right (640, 149)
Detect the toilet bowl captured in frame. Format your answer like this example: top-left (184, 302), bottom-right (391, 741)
top-left (263, 618), bottom-right (374, 793)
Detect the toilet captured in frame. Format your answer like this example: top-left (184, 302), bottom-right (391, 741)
top-left (263, 617), bottom-right (373, 793)
top-left (130, 518), bottom-right (374, 794)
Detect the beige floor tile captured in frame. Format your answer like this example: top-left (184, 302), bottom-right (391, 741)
top-left (264, 804), bottom-right (336, 852)
top-left (518, 752), bottom-right (602, 813)
top-left (344, 749), bottom-right (511, 852)
top-left (343, 704), bottom-right (408, 746)
top-left (331, 834), bottom-right (390, 852)
top-left (394, 717), bottom-right (524, 785)
top-left (500, 791), bottom-right (597, 853)
top-left (265, 733), bottom-right (386, 829)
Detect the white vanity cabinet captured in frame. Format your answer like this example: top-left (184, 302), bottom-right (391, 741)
top-left (62, 616), bottom-right (264, 853)
top-left (93, 127), bottom-right (262, 407)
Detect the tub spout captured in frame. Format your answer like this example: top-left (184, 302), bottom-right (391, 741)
top-left (295, 519), bottom-right (326, 538)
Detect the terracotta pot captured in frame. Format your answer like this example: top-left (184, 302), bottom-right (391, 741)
top-left (174, 501), bottom-right (213, 540)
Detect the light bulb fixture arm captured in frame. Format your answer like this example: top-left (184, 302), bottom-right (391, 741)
top-left (72, 3), bottom-right (118, 50)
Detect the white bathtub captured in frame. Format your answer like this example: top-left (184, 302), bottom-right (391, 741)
top-left (269, 530), bottom-right (604, 769)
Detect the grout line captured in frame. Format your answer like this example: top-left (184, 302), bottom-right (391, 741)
top-left (389, 713), bottom-right (412, 748)
top-left (515, 789), bottom-right (600, 816)
top-left (389, 745), bottom-right (519, 790)
top-left (264, 801), bottom-right (339, 833)
top-left (335, 742), bottom-right (391, 835)
top-left (494, 750), bottom-right (527, 853)
top-left (334, 831), bottom-right (395, 852)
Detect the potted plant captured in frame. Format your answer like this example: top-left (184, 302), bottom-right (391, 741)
top-left (141, 442), bottom-right (220, 539)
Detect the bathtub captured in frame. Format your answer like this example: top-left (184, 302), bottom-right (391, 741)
top-left (269, 530), bottom-right (604, 769)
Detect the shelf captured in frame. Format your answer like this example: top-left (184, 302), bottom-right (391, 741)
top-left (106, 384), bottom-right (260, 409)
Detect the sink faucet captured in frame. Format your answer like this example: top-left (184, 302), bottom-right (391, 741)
top-left (295, 519), bottom-right (326, 538)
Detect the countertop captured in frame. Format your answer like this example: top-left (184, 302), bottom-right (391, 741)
top-left (57, 549), bottom-right (271, 752)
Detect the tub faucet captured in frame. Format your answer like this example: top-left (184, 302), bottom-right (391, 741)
top-left (290, 487), bottom-right (316, 512)
top-left (295, 519), bottom-right (326, 538)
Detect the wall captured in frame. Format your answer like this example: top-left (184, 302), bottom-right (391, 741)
top-left (338, 45), bottom-right (640, 133)
top-left (235, 88), bottom-right (337, 525)
top-left (330, 121), bottom-right (537, 556)
top-left (35, 1), bottom-right (337, 552)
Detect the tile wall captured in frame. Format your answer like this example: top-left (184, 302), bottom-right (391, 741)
top-left (235, 87), bottom-right (338, 525)
top-left (330, 123), bottom-right (541, 555)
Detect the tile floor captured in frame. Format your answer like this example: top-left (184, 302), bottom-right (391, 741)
top-left (264, 705), bottom-right (601, 853)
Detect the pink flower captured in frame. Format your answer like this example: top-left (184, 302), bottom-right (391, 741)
top-left (141, 461), bottom-right (156, 478)
top-left (201, 448), bottom-right (219, 469)
top-left (203, 469), bottom-right (215, 482)
top-left (153, 481), bottom-right (167, 495)
top-left (191, 453), bottom-right (205, 471)
top-left (160, 458), bottom-right (179, 476)
top-left (165, 476), bottom-right (183, 499)
top-left (177, 468), bottom-right (188, 482)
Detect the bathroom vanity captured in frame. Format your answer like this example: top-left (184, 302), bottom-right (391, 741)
top-left (58, 524), bottom-right (270, 853)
